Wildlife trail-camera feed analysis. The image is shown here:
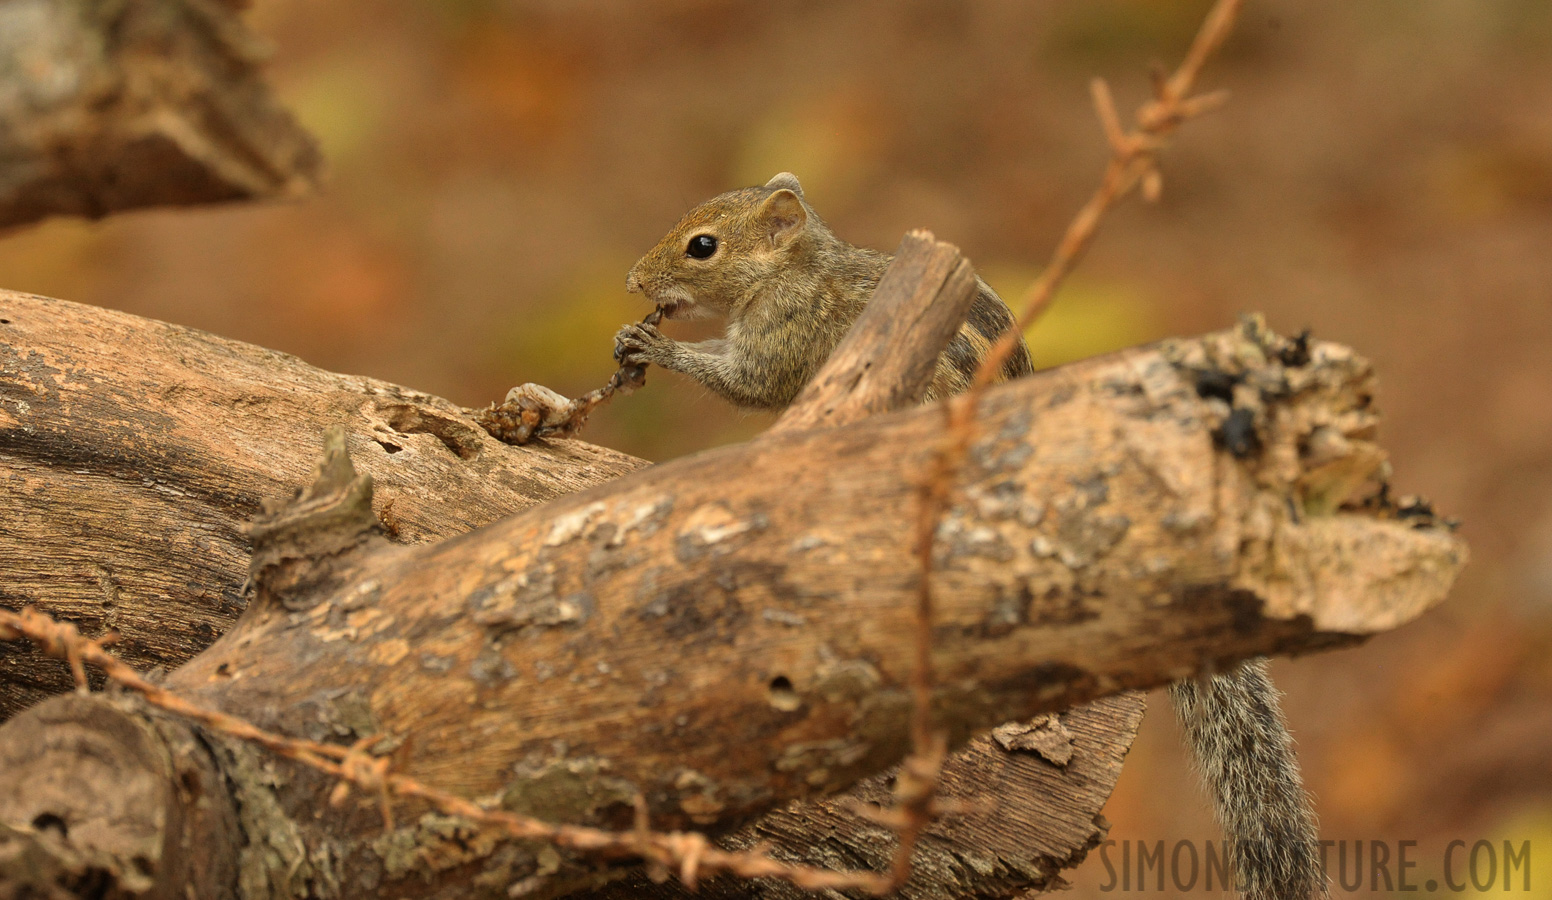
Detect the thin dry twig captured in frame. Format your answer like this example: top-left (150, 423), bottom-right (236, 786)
top-left (0, 606), bottom-right (899, 895)
top-left (989, 0), bottom-right (1242, 378)
top-left (892, 0), bottom-right (1243, 886)
top-left (476, 308), bottom-right (664, 445)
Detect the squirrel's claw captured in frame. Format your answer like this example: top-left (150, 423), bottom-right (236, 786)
top-left (613, 322), bottom-right (666, 366)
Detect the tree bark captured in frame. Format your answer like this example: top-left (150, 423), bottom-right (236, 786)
top-left (0, 290), bottom-right (643, 719)
top-left (588, 694), bottom-right (1145, 900)
top-left (0, 289), bottom-right (1465, 899)
top-left (0, 0), bottom-right (321, 229)
top-left (2, 301), bottom-right (1465, 897)
top-left (0, 282), bottom-right (1141, 900)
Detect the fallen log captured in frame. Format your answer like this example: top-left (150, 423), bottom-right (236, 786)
top-left (0, 282), bottom-right (1465, 897)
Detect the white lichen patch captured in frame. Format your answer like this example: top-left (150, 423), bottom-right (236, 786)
top-left (603, 495), bottom-right (672, 547)
top-left (964, 480), bottom-right (1046, 526)
top-left (790, 534), bottom-right (829, 553)
top-left (544, 502), bottom-right (606, 546)
top-left (762, 608), bottom-right (807, 627)
top-left (677, 503), bottom-right (764, 548)
top-left (338, 579), bottom-right (381, 611)
top-left (469, 572), bottom-right (587, 631)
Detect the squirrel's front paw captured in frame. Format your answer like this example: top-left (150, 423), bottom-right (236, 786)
top-left (613, 322), bottom-right (674, 368)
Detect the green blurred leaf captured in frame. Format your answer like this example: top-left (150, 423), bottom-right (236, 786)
top-left (280, 56), bottom-right (392, 164)
top-left (732, 87), bottom-right (885, 205)
top-left (981, 265), bottom-right (1162, 369)
top-left (483, 253), bottom-right (643, 392)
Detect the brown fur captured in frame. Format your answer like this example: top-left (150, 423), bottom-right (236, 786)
top-left (616, 173), bottom-right (1033, 410)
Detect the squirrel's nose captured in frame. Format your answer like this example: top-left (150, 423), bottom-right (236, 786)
top-left (625, 269), bottom-right (642, 293)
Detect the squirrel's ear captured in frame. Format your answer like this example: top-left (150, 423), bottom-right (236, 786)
top-left (764, 172), bottom-right (804, 197)
top-left (757, 188), bottom-right (807, 247)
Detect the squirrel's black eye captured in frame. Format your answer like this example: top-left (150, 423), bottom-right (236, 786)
top-left (686, 234), bottom-right (718, 259)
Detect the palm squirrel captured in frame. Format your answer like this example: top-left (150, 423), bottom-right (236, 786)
top-left (616, 173), bottom-right (1323, 900)
top-left (614, 172), bottom-right (1032, 407)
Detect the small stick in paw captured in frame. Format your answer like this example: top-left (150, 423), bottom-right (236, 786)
top-left (475, 308), bottom-right (664, 445)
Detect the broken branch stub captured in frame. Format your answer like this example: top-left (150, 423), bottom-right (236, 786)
top-left (0, 0), bottom-right (322, 228)
top-left (773, 230), bottom-right (981, 433)
top-left (159, 319), bottom-right (1459, 897)
top-left (246, 425), bottom-right (388, 609)
top-left (0, 692), bottom-right (238, 899)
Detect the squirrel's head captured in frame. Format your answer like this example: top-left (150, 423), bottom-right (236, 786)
top-left (626, 172), bottom-right (815, 319)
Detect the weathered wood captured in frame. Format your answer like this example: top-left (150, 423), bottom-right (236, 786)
top-left (590, 694), bottom-right (1145, 900)
top-left (0, 290), bottom-right (1138, 900)
top-left (0, 291), bottom-right (644, 718)
top-left (139, 319), bottom-right (1459, 897)
top-left (772, 230), bottom-right (980, 433)
top-left (0, 0), bottom-right (321, 228)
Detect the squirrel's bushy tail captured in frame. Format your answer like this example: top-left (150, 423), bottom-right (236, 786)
top-left (1169, 658), bottom-right (1326, 900)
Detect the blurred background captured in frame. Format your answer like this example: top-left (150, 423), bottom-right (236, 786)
top-left (2, 0), bottom-right (1549, 895)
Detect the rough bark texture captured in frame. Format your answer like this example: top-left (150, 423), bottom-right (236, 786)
top-left (0, 0), bottom-right (321, 229)
top-left (589, 694), bottom-right (1145, 900)
top-left (0, 290), bottom-right (644, 719)
top-left (144, 317), bottom-right (1459, 898)
top-left (0, 292), bottom-right (1465, 900)
top-left (0, 288), bottom-right (1144, 900)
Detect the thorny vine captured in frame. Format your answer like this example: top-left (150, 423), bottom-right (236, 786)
top-left (902, 0), bottom-right (1243, 883)
top-left (0, 1), bottom-right (1243, 895)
